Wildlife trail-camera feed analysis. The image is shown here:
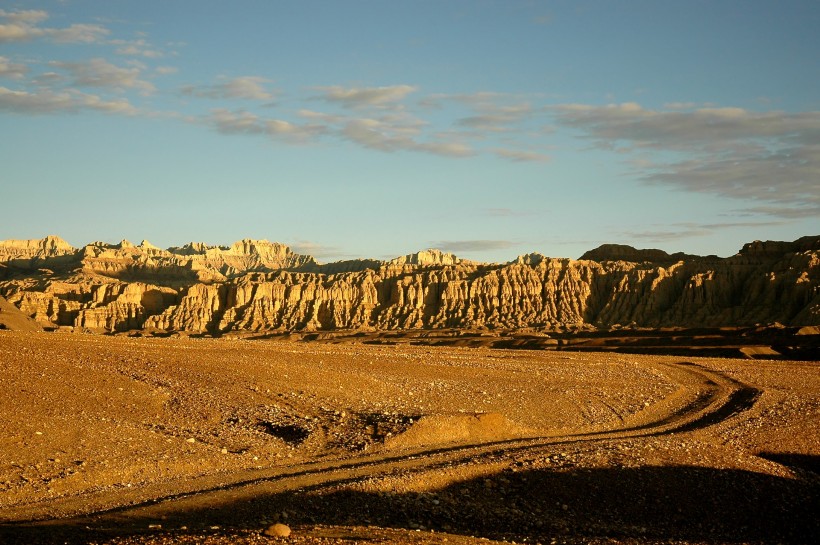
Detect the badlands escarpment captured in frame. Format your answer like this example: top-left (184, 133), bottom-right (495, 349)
top-left (0, 235), bottom-right (817, 335)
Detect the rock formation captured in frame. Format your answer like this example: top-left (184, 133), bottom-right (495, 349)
top-left (0, 235), bottom-right (817, 334)
top-left (389, 249), bottom-right (473, 267)
top-left (580, 244), bottom-right (698, 264)
top-left (0, 237), bottom-right (320, 283)
top-left (0, 235), bottom-right (75, 261)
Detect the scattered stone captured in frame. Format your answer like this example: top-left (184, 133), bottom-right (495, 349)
top-left (263, 523), bottom-right (291, 537)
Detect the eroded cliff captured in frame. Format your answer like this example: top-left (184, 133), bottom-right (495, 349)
top-left (0, 236), bottom-right (817, 334)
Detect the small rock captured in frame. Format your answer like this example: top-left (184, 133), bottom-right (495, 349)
top-left (186, 438), bottom-right (196, 443)
top-left (263, 523), bottom-right (291, 537)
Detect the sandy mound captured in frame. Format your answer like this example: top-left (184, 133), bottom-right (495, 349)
top-left (0, 296), bottom-right (42, 331)
top-left (384, 412), bottom-right (532, 451)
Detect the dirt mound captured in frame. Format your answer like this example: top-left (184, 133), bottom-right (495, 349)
top-left (384, 412), bottom-right (532, 451)
top-left (0, 296), bottom-right (42, 331)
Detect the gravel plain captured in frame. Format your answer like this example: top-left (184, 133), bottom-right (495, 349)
top-left (1, 331), bottom-right (818, 544)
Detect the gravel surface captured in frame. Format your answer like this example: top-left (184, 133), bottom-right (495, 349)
top-left (1, 331), bottom-right (818, 544)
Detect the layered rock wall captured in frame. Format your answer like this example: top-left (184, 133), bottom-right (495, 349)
top-left (0, 237), bottom-right (320, 283)
top-left (1, 236), bottom-right (817, 333)
top-left (0, 236), bottom-right (76, 261)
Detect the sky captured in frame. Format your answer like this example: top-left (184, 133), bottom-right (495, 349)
top-left (1, 0), bottom-right (818, 263)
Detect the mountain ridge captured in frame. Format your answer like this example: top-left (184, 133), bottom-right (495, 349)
top-left (0, 235), bottom-right (817, 334)
top-left (3, 234), bottom-right (799, 273)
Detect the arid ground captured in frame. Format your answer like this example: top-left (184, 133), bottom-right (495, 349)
top-left (1, 331), bottom-right (818, 544)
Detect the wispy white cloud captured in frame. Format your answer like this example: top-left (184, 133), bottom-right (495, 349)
top-left (31, 71), bottom-right (64, 86)
top-left (203, 109), bottom-right (324, 142)
top-left (315, 84), bottom-right (417, 108)
top-left (341, 117), bottom-right (472, 157)
top-left (456, 103), bottom-right (533, 132)
top-left (111, 38), bottom-right (164, 58)
top-left (431, 239), bottom-right (518, 252)
top-left (296, 109), bottom-right (346, 124)
top-left (49, 23), bottom-right (109, 44)
top-left (0, 9), bottom-right (108, 43)
top-left (663, 101), bottom-right (703, 110)
top-left (340, 118), bottom-right (413, 151)
top-left (491, 148), bottom-right (549, 162)
top-left (550, 102), bottom-right (820, 151)
top-left (550, 102), bottom-right (820, 217)
top-left (415, 141), bottom-right (474, 157)
top-left (199, 87), bottom-right (550, 160)
top-left (418, 92), bottom-right (551, 159)
top-left (418, 91), bottom-right (506, 109)
top-left (731, 205), bottom-right (820, 219)
top-left (483, 208), bottom-right (539, 218)
top-left (619, 220), bottom-right (785, 244)
top-left (0, 9), bottom-right (49, 24)
top-left (182, 76), bottom-right (275, 101)
top-left (202, 103), bottom-right (475, 158)
top-left (50, 58), bottom-right (155, 95)
top-left (299, 109), bottom-right (471, 157)
top-left (0, 86), bottom-right (137, 115)
top-left (288, 240), bottom-right (349, 260)
top-left (0, 56), bottom-right (27, 79)
top-left (645, 144), bottom-right (820, 212)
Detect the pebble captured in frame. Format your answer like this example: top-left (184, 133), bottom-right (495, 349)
top-left (263, 523), bottom-right (291, 537)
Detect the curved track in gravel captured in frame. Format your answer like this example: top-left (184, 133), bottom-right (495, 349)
top-left (2, 358), bottom-right (760, 528)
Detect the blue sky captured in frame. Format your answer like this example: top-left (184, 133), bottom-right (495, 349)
top-left (1, 0), bottom-right (818, 262)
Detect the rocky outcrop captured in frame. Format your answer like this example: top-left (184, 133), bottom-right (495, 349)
top-left (0, 235), bottom-right (75, 260)
top-left (389, 249), bottom-right (471, 267)
top-left (78, 238), bottom-right (320, 282)
top-left (74, 283), bottom-right (178, 331)
top-left (316, 259), bottom-right (384, 275)
top-left (0, 236), bottom-right (322, 282)
top-left (0, 236), bottom-right (817, 333)
top-left (0, 236), bottom-right (78, 270)
top-left (511, 253), bottom-right (546, 266)
top-left (579, 244), bottom-right (706, 264)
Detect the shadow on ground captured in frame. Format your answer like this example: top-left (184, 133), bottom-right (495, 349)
top-left (3, 462), bottom-right (819, 544)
